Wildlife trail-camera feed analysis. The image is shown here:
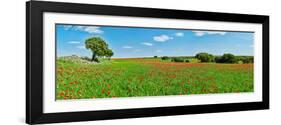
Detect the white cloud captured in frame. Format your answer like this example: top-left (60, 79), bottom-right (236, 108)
top-left (83, 26), bottom-right (103, 34)
top-left (193, 31), bottom-right (205, 36)
top-left (141, 42), bottom-right (153, 46)
top-left (156, 50), bottom-right (163, 53)
top-left (153, 35), bottom-right (173, 42)
top-left (175, 32), bottom-right (184, 37)
top-left (77, 45), bottom-right (85, 49)
top-left (63, 25), bottom-right (72, 30)
top-left (64, 25), bottom-right (104, 34)
top-left (68, 41), bottom-right (80, 44)
top-left (122, 46), bottom-right (133, 49)
top-left (207, 31), bottom-right (226, 35)
top-left (192, 31), bottom-right (226, 36)
top-left (73, 26), bottom-right (84, 31)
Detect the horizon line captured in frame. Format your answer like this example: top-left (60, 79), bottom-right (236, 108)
top-left (57, 54), bottom-right (254, 59)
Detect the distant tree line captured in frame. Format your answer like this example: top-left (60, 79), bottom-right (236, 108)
top-left (160, 56), bottom-right (190, 62)
top-left (159, 52), bottom-right (253, 64)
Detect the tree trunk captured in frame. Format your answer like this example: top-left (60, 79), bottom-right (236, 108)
top-left (91, 53), bottom-right (96, 62)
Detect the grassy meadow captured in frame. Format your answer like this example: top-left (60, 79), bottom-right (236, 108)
top-left (55, 24), bottom-right (255, 100)
top-left (56, 57), bottom-right (254, 100)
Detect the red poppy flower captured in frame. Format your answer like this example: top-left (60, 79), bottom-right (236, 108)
top-left (102, 89), bottom-right (106, 94)
top-left (59, 92), bottom-right (64, 97)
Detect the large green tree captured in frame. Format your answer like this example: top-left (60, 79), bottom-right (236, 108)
top-left (85, 37), bottom-right (113, 62)
top-left (195, 52), bottom-right (214, 62)
top-left (105, 49), bottom-right (114, 60)
top-left (220, 53), bottom-right (237, 63)
top-left (215, 53), bottom-right (237, 63)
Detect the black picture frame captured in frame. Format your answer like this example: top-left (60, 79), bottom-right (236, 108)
top-left (26, 1), bottom-right (269, 124)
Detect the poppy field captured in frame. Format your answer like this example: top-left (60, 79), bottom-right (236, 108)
top-left (56, 58), bottom-right (254, 100)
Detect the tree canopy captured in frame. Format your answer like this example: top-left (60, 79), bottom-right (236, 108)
top-left (105, 49), bottom-right (114, 60)
top-left (85, 37), bottom-right (114, 62)
top-left (195, 52), bottom-right (214, 62)
top-left (215, 53), bottom-right (237, 63)
top-left (220, 53), bottom-right (237, 63)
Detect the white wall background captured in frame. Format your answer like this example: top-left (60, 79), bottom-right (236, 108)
top-left (0, 0), bottom-right (279, 124)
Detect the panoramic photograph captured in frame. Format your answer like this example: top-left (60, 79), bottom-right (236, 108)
top-left (55, 24), bottom-right (254, 100)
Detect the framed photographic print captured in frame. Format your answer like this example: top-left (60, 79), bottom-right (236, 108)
top-left (26, 1), bottom-right (269, 124)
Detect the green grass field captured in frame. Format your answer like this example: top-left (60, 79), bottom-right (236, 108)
top-left (56, 58), bottom-right (253, 100)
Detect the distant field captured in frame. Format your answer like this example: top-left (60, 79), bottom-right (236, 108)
top-left (56, 58), bottom-right (254, 100)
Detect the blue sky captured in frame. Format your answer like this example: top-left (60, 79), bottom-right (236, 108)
top-left (56, 24), bottom-right (254, 58)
